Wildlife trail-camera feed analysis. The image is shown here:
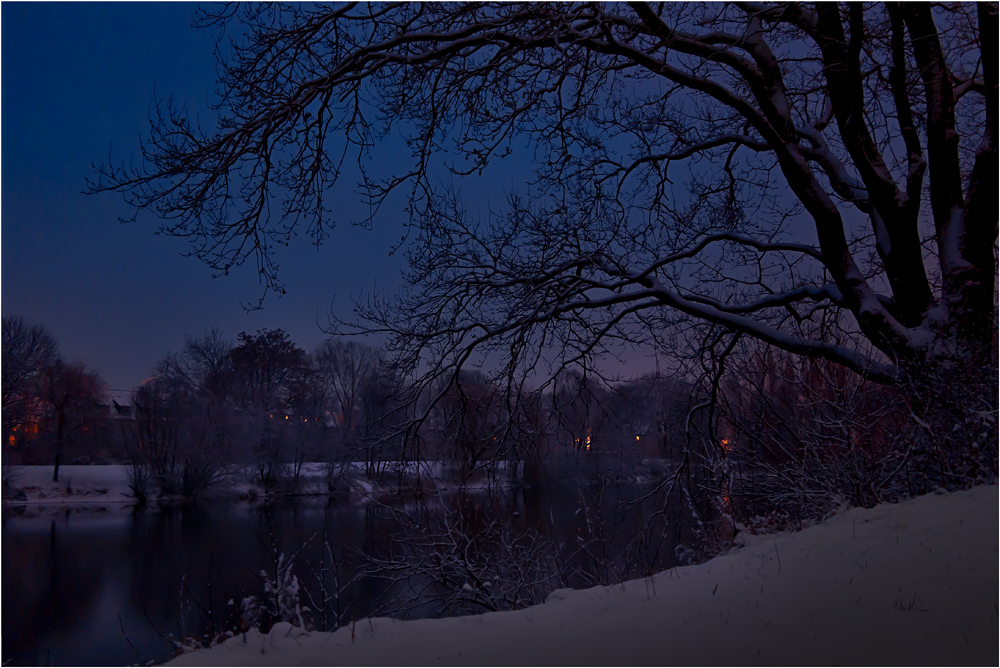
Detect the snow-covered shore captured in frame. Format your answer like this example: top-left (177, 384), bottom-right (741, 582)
top-left (1, 461), bottom-right (522, 509)
top-left (165, 484), bottom-right (998, 666)
top-left (2, 464), bottom-right (135, 505)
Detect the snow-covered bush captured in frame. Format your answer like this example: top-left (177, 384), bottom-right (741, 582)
top-left (237, 595), bottom-right (262, 633)
top-left (230, 553), bottom-right (311, 635)
top-left (263, 554), bottom-right (310, 630)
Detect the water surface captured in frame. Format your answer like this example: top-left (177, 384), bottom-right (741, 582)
top-left (3, 474), bottom-right (686, 666)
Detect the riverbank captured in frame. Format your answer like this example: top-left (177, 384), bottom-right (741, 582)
top-left (1, 461), bottom-right (530, 510)
top-left (2, 464), bottom-right (135, 506)
top-left (165, 484), bottom-right (998, 666)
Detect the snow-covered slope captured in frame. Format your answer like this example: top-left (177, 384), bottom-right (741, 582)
top-left (167, 485), bottom-right (998, 666)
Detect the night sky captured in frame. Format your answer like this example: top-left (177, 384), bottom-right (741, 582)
top-left (1, 3), bottom-right (418, 391)
top-left (2, 3), bottom-right (658, 392)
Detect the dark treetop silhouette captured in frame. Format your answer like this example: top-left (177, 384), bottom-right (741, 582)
top-left (91, 3), bottom-right (996, 432)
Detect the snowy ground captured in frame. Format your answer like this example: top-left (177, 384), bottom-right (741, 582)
top-left (2, 464), bottom-right (135, 505)
top-left (165, 485), bottom-right (998, 666)
top-left (1, 461), bottom-right (523, 508)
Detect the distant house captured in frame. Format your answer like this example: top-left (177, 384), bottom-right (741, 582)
top-left (101, 389), bottom-right (136, 421)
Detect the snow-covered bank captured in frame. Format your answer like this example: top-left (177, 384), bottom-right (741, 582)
top-left (1, 461), bottom-right (523, 508)
top-left (2, 464), bottom-right (134, 505)
top-left (167, 485), bottom-right (998, 666)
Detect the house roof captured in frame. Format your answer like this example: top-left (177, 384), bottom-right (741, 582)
top-left (105, 389), bottom-right (133, 407)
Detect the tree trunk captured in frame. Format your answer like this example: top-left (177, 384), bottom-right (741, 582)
top-left (52, 410), bottom-right (64, 482)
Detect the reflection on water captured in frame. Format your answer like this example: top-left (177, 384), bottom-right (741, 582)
top-left (3, 474), bottom-right (689, 666)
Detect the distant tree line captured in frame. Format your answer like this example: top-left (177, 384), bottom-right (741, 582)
top-left (119, 326), bottom-right (708, 499)
top-left (5, 314), bottom-right (991, 530)
top-left (2, 316), bottom-right (108, 482)
top-left (1, 316), bottom-right (708, 497)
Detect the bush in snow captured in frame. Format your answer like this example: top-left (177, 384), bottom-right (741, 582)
top-left (263, 554), bottom-right (310, 630)
top-left (229, 553), bottom-right (311, 635)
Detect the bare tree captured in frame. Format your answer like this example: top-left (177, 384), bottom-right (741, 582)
top-left (128, 380), bottom-right (186, 493)
top-left (91, 4), bottom-right (997, 478)
top-left (171, 328), bottom-right (235, 404)
top-left (313, 339), bottom-right (377, 460)
top-left (550, 369), bottom-right (607, 456)
top-left (38, 360), bottom-right (106, 482)
top-left (229, 329), bottom-right (308, 415)
top-left (128, 330), bottom-right (238, 496)
top-left (2, 316), bottom-right (60, 435)
top-left (719, 336), bottom-right (917, 516)
top-left (355, 357), bottom-right (407, 474)
top-left (617, 373), bottom-right (695, 463)
top-left (229, 329), bottom-right (311, 485)
top-left (428, 370), bottom-right (505, 476)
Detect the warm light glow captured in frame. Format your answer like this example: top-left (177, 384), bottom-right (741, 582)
top-left (7, 434), bottom-right (13, 447)
top-left (584, 435), bottom-right (591, 451)
top-left (635, 436), bottom-right (640, 442)
top-left (12, 422), bottom-right (40, 438)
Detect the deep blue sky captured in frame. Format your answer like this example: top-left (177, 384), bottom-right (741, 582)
top-left (2, 3), bottom-right (659, 391)
top-left (1, 2), bottom-right (417, 390)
